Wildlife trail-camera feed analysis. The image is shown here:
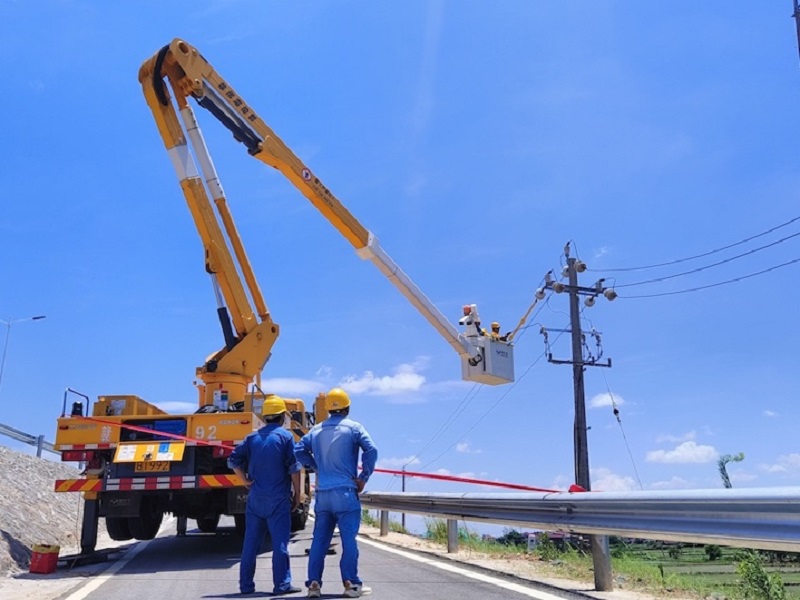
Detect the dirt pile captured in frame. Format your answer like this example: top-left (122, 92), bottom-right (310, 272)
top-left (0, 446), bottom-right (83, 575)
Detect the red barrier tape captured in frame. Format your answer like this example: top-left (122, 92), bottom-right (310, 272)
top-left (373, 467), bottom-right (560, 493)
top-left (73, 416), bottom-right (237, 450)
top-left (71, 417), bottom-right (571, 493)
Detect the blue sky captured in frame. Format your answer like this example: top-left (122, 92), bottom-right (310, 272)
top-left (2, 2), bottom-right (800, 534)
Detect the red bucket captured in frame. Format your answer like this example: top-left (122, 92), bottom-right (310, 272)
top-left (29, 544), bottom-right (60, 574)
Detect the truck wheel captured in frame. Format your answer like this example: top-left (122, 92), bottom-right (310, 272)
top-left (196, 515), bottom-right (220, 533)
top-left (128, 497), bottom-right (163, 540)
top-left (106, 516), bottom-right (133, 541)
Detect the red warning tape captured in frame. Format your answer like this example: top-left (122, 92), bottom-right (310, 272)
top-left (73, 415), bottom-right (238, 450)
top-left (373, 467), bottom-right (562, 493)
top-left (71, 417), bottom-right (574, 493)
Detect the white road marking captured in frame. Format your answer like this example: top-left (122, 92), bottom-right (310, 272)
top-left (62, 517), bottom-right (175, 600)
top-left (359, 536), bottom-right (567, 600)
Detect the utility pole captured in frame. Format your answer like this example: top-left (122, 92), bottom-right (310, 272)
top-left (539, 243), bottom-right (615, 591)
top-left (793, 0), bottom-right (800, 61)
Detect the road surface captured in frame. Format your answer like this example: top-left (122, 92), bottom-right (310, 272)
top-left (42, 517), bottom-right (585, 600)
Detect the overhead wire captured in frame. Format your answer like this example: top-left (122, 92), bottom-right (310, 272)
top-left (575, 306), bottom-right (641, 490)
top-left (403, 382), bottom-right (482, 466)
top-left (419, 327), bottom-right (569, 472)
top-left (403, 260), bottom-right (562, 469)
top-left (598, 368), bottom-right (643, 490)
top-left (590, 214), bottom-right (800, 273)
top-left (615, 231), bottom-right (800, 288)
top-left (620, 256), bottom-right (800, 298)
top-left (414, 296), bottom-right (557, 465)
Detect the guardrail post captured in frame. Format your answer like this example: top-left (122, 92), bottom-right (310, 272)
top-left (447, 519), bottom-right (458, 553)
top-left (379, 510), bottom-right (389, 536)
top-left (36, 434), bottom-right (44, 458)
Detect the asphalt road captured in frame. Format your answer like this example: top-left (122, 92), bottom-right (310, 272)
top-left (58, 517), bottom-right (581, 600)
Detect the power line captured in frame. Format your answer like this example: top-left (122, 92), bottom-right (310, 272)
top-left (399, 286), bottom-right (557, 469)
top-left (407, 383), bottom-right (482, 466)
top-left (620, 256), bottom-right (800, 298)
top-left (598, 368), bottom-right (643, 491)
top-left (590, 214), bottom-right (800, 273)
top-left (419, 328), bottom-right (569, 472)
top-left (615, 230), bottom-right (800, 288)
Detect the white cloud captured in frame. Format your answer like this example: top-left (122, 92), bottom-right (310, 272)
top-left (589, 392), bottom-right (624, 409)
top-left (456, 441), bottom-right (481, 454)
top-left (156, 401), bottom-right (196, 414)
top-left (729, 472), bottom-right (757, 484)
top-left (339, 361), bottom-right (427, 397)
top-left (550, 475), bottom-right (574, 492)
top-left (593, 246), bottom-right (610, 260)
top-left (649, 476), bottom-right (694, 490)
top-left (378, 456), bottom-right (421, 469)
top-left (655, 431), bottom-right (697, 443)
top-left (433, 468), bottom-right (476, 479)
top-left (646, 441), bottom-right (719, 464)
top-left (315, 365), bottom-right (333, 379)
top-left (763, 463), bottom-right (787, 474)
top-left (411, 0), bottom-right (444, 137)
top-left (404, 172), bottom-right (429, 197)
top-left (264, 378), bottom-right (325, 396)
top-left (591, 467), bottom-right (638, 492)
top-left (760, 453), bottom-right (800, 477)
top-left (764, 410), bottom-right (778, 417)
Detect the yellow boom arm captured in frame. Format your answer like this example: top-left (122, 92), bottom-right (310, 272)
top-left (139, 39), bottom-right (513, 386)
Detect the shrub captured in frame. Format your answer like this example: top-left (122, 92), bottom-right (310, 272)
top-left (736, 550), bottom-right (786, 600)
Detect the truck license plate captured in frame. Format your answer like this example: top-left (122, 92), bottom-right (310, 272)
top-left (135, 461), bottom-right (170, 473)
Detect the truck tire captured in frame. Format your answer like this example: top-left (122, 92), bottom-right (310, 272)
top-left (196, 515), bottom-right (220, 533)
top-left (128, 497), bottom-right (163, 540)
top-left (106, 516), bottom-right (133, 541)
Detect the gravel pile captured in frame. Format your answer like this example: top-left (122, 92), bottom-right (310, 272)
top-left (0, 446), bottom-right (83, 575)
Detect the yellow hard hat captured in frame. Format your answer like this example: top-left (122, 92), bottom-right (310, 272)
top-left (325, 387), bottom-right (351, 411)
top-left (491, 322), bottom-right (500, 329)
top-left (261, 395), bottom-right (287, 416)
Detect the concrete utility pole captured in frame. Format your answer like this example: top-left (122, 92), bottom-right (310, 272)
top-left (540, 244), bottom-right (615, 592)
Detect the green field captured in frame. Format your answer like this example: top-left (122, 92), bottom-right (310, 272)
top-left (608, 542), bottom-right (800, 599)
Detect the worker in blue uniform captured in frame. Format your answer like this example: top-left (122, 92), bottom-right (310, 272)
top-left (229, 395), bottom-right (302, 596)
top-left (295, 388), bottom-right (378, 598)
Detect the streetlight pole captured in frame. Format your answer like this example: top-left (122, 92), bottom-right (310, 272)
top-left (0, 315), bottom-right (46, 396)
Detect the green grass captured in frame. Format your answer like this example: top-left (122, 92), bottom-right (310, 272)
top-left (413, 522), bottom-right (800, 600)
top-left (360, 510), bottom-right (408, 535)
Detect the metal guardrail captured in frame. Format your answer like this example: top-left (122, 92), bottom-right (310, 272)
top-left (361, 487), bottom-right (800, 552)
top-left (0, 422), bottom-right (58, 457)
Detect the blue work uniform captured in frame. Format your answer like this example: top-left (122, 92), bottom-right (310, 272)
top-left (295, 413), bottom-right (378, 590)
top-left (228, 423), bottom-right (301, 595)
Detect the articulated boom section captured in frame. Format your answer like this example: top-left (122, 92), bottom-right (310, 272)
top-left (139, 40), bottom-right (281, 408)
top-left (139, 38), bottom-right (514, 386)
